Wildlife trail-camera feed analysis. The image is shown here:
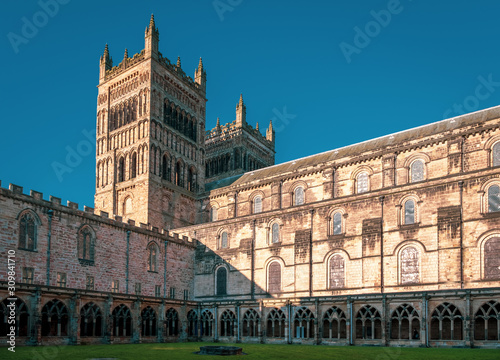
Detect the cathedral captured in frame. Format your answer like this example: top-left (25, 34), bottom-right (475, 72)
top-left (1, 16), bottom-right (499, 348)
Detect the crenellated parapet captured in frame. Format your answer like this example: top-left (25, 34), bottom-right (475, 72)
top-left (0, 181), bottom-right (198, 249)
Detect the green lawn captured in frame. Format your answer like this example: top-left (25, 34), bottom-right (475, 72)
top-left (3, 342), bottom-right (500, 360)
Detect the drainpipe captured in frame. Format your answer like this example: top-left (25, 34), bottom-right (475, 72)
top-left (425, 294), bottom-right (429, 347)
top-left (251, 220), bottom-right (256, 300)
top-left (379, 196), bottom-right (385, 293)
top-left (46, 210), bottom-right (54, 286)
top-left (126, 230), bottom-right (130, 294)
top-left (348, 298), bottom-right (353, 345)
top-left (459, 181), bottom-right (464, 289)
top-left (164, 240), bottom-right (168, 298)
top-left (287, 301), bottom-right (292, 344)
top-left (309, 209), bottom-right (314, 297)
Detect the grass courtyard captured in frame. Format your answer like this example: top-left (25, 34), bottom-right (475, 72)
top-left (3, 342), bottom-right (500, 360)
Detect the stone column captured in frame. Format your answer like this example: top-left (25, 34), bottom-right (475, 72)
top-left (133, 299), bottom-right (142, 343)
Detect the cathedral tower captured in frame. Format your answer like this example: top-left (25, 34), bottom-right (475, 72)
top-left (94, 15), bottom-right (207, 229)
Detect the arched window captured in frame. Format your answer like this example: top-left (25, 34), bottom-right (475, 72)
top-left (201, 310), bottom-right (214, 337)
top-left (165, 308), bottom-right (179, 336)
top-left (294, 186), bottom-right (305, 206)
top-left (41, 299), bottom-right (68, 336)
top-left (294, 307), bottom-right (315, 339)
top-left (19, 211), bottom-right (37, 251)
top-left (0, 299), bottom-right (29, 337)
top-left (357, 172), bottom-right (369, 194)
top-left (355, 305), bottom-right (382, 339)
top-left (162, 155), bottom-right (171, 181)
top-left (118, 157), bottom-right (125, 182)
top-left (390, 304), bottom-right (420, 340)
top-left (148, 243), bottom-right (158, 272)
top-left (400, 246), bottom-right (420, 285)
top-left (271, 223), bottom-right (280, 244)
top-left (332, 212), bottom-right (342, 235)
top-left (187, 309), bottom-right (198, 336)
top-left (493, 142), bottom-right (500, 167)
top-left (112, 304), bottom-right (132, 337)
top-left (220, 232), bottom-right (228, 249)
top-left (175, 161), bottom-right (183, 187)
top-left (253, 196), bottom-right (262, 214)
top-left (123, 197), bottom-right (132, 215)
top-left (78, 226), bottom-right (95, 263)
top-left (329, 254), bottom-right (345, 289)
top-left (216, 267), bottom-right (227, 295)
top-left (267, 308), bottom-right (286, 338)
top-left (484, 237), bottom-right (500, 280)
top-left (141, 306), bottom-right (157, 337)
top-left (404, 199), bottom-right (415, 225)
top-left (488, 185), bottom-right (500, 212)
top-left (210, 207), bottom-right (218, 222)
top-left (220, 310), bottom-right (236, 337)
top-left (430, 302), bottom-right (463, 340)
top-left (410, 160), bottom-right (425, 183)
top-left (474, 301), bottom-right (500, 341)
top-left (268, 261), bottom-right (281, 293)
top-left (242, 309), bottom-right (260, 337)
top-left (322, 307), bottom-right (347, 340)
top-left (80, 302), bottom-right (102, 337)
top-left (131, 152), bottom-right (137, 178)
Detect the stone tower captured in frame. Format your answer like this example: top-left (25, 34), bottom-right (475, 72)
top-left (94, 15), bottom-right (207, 229)
top-left (204, 94), bottom-right (275, 187)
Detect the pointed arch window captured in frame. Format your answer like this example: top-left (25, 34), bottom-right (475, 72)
top-left (78, 226), bottom-right (95, 263)
top-left (131, 152), bottom-right (137, 178)
top-left (118, 157), bottom-right (125, 182)
top-left (488, 185), bottom-right (500, 212)
top-left (254, 196), bottom-right (262, 214)
top-left (357, 172), bottom-right (369, 193)
top-left (294, 186), bottom-right (305, 206)
top-left (410, 160), bottom-right (425, 183)
top-left (148, 243), bottom-right (158, 272)
top-left (267, 308), bottom-right (286, 337)
top-left (19, 211), bottom-right (37, 251)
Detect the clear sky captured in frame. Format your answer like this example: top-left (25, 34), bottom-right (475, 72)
top-left (2, 0), bottom-right (500, 209)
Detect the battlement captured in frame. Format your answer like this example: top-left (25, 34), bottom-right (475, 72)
top-left (205, 119), bottom-right (273, 149)
top-left (0, 181), bottom-right (197, 248)
top-left (104, 49), bottom-right (146, 81)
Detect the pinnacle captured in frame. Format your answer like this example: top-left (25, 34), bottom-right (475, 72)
top-left (177, 56), bottom-right (181, 67)
top-left (239, 93), bottom-right (244, 105)
top-left (198, 57), bottom-right (203, 69)
top-left (124, 48), bottom-right (128, 59)
top-left (149, 14), bottom-right (155, 29)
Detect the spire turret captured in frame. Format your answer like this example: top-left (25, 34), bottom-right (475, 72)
top-left (123, 48), bottom-right (128, 59)
top-left (177, 56), bottom-right (181, 68)
top-left (235, 94), bottom-right (247, 128)
top-left (194, 57), bottom-right (207, 92)
top-left (99, 44), bottom-right (113, 83)
top-left (144, 14), bottom-right (159, 60)
top-left (256, 122), bottom-right (259, 131)
top-left (266, 119), bottom-right (275, 143)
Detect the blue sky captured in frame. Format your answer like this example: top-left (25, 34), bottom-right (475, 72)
top-left (2, 0), bottom-right (500, 209)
